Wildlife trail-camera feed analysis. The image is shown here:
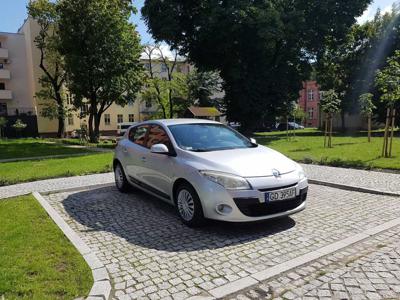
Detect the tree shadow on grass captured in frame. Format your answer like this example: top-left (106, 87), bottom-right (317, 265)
top-left (62, 186), bottom-right (296, 252)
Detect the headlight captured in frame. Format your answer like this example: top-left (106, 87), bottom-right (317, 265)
top-left (297, 164), bottom-right (306, 180)
top-left (199, 170), bottom-right (251, 190)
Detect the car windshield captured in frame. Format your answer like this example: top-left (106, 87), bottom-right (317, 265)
top-left (168, 123), bottom-right (255, 152)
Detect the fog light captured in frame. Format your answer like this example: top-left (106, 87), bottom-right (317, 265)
top-left (216, 204), bottom-right (233, 215)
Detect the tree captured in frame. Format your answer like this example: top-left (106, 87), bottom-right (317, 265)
top-left (317, 8), bottom-right (400, 129)
top-left (28, 0), bottom-right (67, 138)
top-left (320, 90), bottom-right (341, 148)
top-left (358, 93), bottom-right (376, 142)
top-left (12, 119), bottom-right (27, 138)
top-left (58, 0), bottom-right (143, 142)
top-left (142, 0), bottom-right (371, 131)
top-left (187, 70), bottom-right (223, 107)
top-left (0, 117), bottom-right (7, 138)
top-left (141, 45), bottom-right (190, 119)
top-left (375, 51), bottom-right (400, 158)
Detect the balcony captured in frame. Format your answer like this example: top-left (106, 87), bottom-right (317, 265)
top-left (0, 48), bottom-right (8, 59)
top-left (0, 90), bottom-right (12, 100)
top-left (0, 69), bottom-right (10, 79)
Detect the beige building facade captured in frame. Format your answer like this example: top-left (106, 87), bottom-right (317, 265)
top-left (0, 18), bottom-right (193, 137)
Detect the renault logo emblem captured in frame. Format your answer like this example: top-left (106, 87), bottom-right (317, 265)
top-left (272, 169), bottom-right (280, 177)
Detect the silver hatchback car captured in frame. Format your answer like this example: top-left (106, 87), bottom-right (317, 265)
top-left (114, 119), bottom-right (308, 226)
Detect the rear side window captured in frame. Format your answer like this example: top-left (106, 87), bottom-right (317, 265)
top-left (128, 125), bottom-right (149, 147)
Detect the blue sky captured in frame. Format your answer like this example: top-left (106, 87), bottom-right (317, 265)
top-left (0, 0), bottom-right (397, 43)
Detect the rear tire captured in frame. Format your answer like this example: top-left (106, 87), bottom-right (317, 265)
top-left (114, 163), bottom-right (131, 193)
top-left (175, 183), bottom-right (205, 227)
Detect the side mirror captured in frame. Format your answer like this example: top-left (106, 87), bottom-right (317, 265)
top-left (250, 138), bottom-right (257, 144)
top-left (150, 144), bottom-right (170, 155)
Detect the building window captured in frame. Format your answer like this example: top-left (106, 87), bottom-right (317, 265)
top-left (128, 100), bottom-right (134, 106)
top-left (307, 89), bottom-right (314, 101)
top-left (161, 63), bottom-right (168, 72)
top-left (68, 116), bottom-right (74, 126)
top-left (0, 83), bottom-right (5, 90)
top-left (143, 63), bottom-right (150, 70)
top-left (104, 114), bottom-right (111, 125)
top-left (0, 103), bottom-right (7, 116)
top-left (128, 114), bottom-right (134, 122)
top-left (80, 104), bottom-right (89, 114)
top-left (117, 114), bottom-right (123, 123)
top-left (308, 108), bottom-right (314, 120)
top-left (66, 93), bottom-right (73, 105)
top-left (319, 91), bottom-right (324, 100)
top-left (145, 99), bottom-right (152, 108)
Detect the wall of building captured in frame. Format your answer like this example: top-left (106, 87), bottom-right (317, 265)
top-left (0, 31), bottom-right (34, 117)
top-left (298, 81), bottom-right (321, 128)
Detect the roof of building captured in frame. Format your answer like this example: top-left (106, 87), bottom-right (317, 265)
top-left (186, 106), bottom-right (222, 117)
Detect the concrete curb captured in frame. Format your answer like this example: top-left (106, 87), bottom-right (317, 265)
top-left (308, 179), bottom-right (400, 197)
top-left (32, 192), bottom-right (111, 300)
top-left (195, 216), bottom-right (400, 299)
top-left (39, 183), bottom-right (114, 196)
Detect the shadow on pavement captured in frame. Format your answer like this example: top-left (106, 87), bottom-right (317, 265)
top-left (62, 186), bottom-right (295, 252)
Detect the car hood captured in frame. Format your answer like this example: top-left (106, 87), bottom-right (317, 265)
top-left (185, 145), bottom-right (297, 177)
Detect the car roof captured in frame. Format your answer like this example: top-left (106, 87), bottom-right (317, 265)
top-left (139, 119), bottom-right (221, 126)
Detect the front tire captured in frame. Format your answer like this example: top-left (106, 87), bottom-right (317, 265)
top-left (175, 183), bottom-right (205, 227)
top-left (114, 163), bottom-right (131, 193)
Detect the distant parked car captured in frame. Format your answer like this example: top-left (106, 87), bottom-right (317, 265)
top-left (117, 122), bottom-right (137, 136)
top-left (276, 122), bottom-right (305, 131)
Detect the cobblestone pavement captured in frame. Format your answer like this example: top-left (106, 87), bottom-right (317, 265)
top-left (0, 172), bottom-right (113, 199)
top-left (301, 164), bottom-right (400, 194)
top-left (229, 227), bottom-right (400, 300)
top-left (44, 184), bottom-right (400, 299)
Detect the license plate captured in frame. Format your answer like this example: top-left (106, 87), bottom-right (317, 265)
top-left (265, 187), bottom-right (296, 202)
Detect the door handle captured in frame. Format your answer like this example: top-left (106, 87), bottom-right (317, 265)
top-left (123, 147), bottom-right (128, 153)
top-left (141, 156), bottom-right (146, 162)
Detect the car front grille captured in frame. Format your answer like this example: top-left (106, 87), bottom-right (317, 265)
top-left (233, 188), bottom-right (307, 217)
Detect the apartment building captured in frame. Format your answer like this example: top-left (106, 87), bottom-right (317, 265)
top-left (0, 18), bottom-right (192, 137)
top-left (298, 81), bottom-right (322, 128)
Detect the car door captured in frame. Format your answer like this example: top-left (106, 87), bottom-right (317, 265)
top-left (124, 125), bottom-right (150, 182)
top-left (140, 124), bottom-right (175, 201)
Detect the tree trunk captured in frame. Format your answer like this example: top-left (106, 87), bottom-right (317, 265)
top-left (286, 116), bottom-right (289, 141)
top-left (93, 113), bottom-right (101, 143)
top-left (382, 108), bottom-right (390, 158)
top-left (88, 113), bottom-right (95, 143)
top-left (389, 108), bottom-right (396, 158)
top-left (368, 114), bottom-right (371, 143)
top-left (57, 116), bottom-right (65, 138)
top-left (340, 110), bottom-right (345, 132)
top-left (168, 90), bottom-right (173, 119)
top-left (329, 114), bottom-right (333, 148)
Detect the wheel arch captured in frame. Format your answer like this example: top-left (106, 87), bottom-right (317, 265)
top-left (172, 178), bottom-right (197, 204)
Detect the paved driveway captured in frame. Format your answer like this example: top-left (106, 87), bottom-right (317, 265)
top-left (44, 184), bottom-right (400, 300)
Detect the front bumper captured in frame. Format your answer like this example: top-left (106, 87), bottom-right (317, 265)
top-left (194, 171), bottom-right (308, 222)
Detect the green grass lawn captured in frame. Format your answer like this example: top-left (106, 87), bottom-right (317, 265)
top-left (0, 138), bottom-right (94, 160)
top-left (0, 153), bottom-right (113, 186)
top-left (0, 195), bottom-right (92, 300)
top-left (256, 129), bottom-right (400, 171)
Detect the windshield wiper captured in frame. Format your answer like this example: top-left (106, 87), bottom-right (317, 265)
top-left (190, 148), bottom-right (210, 152)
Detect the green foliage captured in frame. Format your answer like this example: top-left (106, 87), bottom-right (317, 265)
top-left (317, 8), bottom-right (400, 123)
top-left (187, 70), bottom-right (223, 107)
top-left (320, 90), bottom-right (341, 114)
top-left (375, 50), bottom-right (400, 107)
top-left (58, 0), bottom-right (144, 141)
top-left (359, 93), bottom-right (376, 116)
top-left (292, 105), bottom-right (307, 123)
top-left (142, 0), bottom-right (371, 130)
top-left (12, 119), bottom-right (27, 135)
top-left (0, 195), bottom-right (92, 299)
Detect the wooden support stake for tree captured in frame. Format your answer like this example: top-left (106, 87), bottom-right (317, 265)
top-left (389, 108), bottom-right (396, 158)
top-left (368, 113), bottom-right (372, 143)
top-left (329, 114), bottom-right (333, 148)
top-left (382, 108), bottom-right (390, 157)
top-left (324, 115), bottom-right (328, 148)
